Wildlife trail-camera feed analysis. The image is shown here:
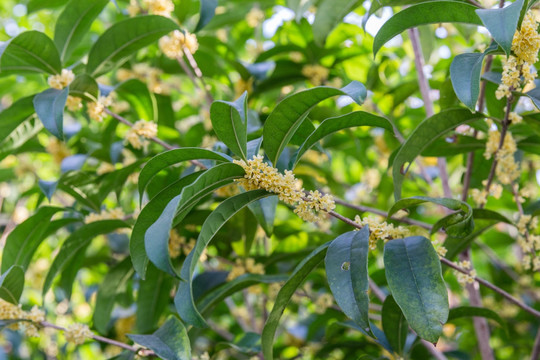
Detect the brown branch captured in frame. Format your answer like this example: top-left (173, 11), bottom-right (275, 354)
top-left (532, 328), bottom-right (540, 360)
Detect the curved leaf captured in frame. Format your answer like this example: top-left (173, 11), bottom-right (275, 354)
top-left (210, 92), bottom-right (248, 160)
top-left (175, 190), bottom-right (271, 328)
top-left (450, 53), bottom-right (485, 110)
top-left (138, 148), bottom-right (230, 199)
top-left (313, 0), bottom-right (362, 46)
top-left (43, 220), bottom-right (129, 295)
top-left (115, 78), bottom-right (157, 122)
top-left (86, 15), bottom-right (179, 76)
top-left (0, 95), bottom-right (36, 140)
top-left (384, 236), bottom-right (449, 343)
top-left (382, 295), bottom-right (409, 355)
top-left (292, 111), bottom-right (393, 167)
top-left (373, 2), bottom-right (482, 55)
top-left (54, 0), bottom-right (109, 62)
top-left (261, 243), bottom-right (329, 359)
top-left (69, 74), bottom-right (99, 101)
top-left (33, 87), bottom-right (69, 139)
top-left (195, 0), bottom-right (218, 32)
top-left (325, 228), bottom-right (370, 331)
top-left (0, 31), bottom-right (61, 75)
top-left (0, 266), bottom-right (25, 305)
top-left (447, 306), bottom-right (505, 328)
top-left (392, 109), bottom-right (483, 200)
top-left (136, 263), bottom-right (174, 333)
top-left (263, 81), bottom-right (367, 167)
top-left (127, 316), bottom-right (191, 360)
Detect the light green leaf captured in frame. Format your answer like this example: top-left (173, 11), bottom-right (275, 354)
top-left (86, 15), bottom-right (179, 76)
top-left (54, 0), bottom-right (109, 62)
top-left (127, 316), bottom-right (191, 360)
top-left (384, 236), bottom-right (449, 343)
top-left (115, 78), bottom-right (157, 121)
top-left (476, 0), bottom-right (525, 55)
top-left (382, 295), bottom-right (409, 355)
top-left (1, 207), bottom-right (64, 272)
top-left (0, 31), bottom-right (61, 75)
top-left (210, 92), bottom-right (248, 160)
top-left (33, 87), bottom-right (69, 139)
top-left (195, 0), bottom-right (218, 32)
top-left (263, 82), bottom-right (367, 167)
top-left (175, 190), bottom-right (271, 328)
top-left (27, 0), bottom-right (69, 13)
top-left (69, 74), bottom-right (99, 101)
top-left (450, 53), bottom-right (485, 110)
top-left (313, 0), bottom-right (362, 46)
top-left (261, 243), bottom-right (329, 359)
top-left (93, 258), bottom-right (134, 334)
top-left (136, 263), bottom-right (174, 333)
top-left (43, 220), bottom-right (129, 295)
top-left (292, 111), bottom-right (393, 167)
top-left (373, 2), bottom-right (482, 55)
top-left (0, 266), bottom-right (25, 305)
top-left (391, 109), bottom-right (483, 200)
top-left (325, 228), bottom-right (370, 331)
top-left (0, 95), bottom-right (36, 141)
top-left (447, 306), bottom-right (505, 328)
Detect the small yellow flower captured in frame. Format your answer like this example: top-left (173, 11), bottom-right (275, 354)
top-left (314, 293), bottom-right (333, 314)
top-left (84, 208), bottom-right (125, 224)
top-left (159, 30), bottom-right (199, 59)
top-left (144, 0), bottom-right (174, 17)
top-left (46, 138), bottom-right (70, 165)
top-left (87, 95), bottom-right (114, 122)
top-left (125, 120), bottom-right (158, 149)
top-left (66, 96), bottom-right (83, 111)
top-left (246, 8), bottom-right (264, 27)
top-left (48, 69), bottom-right (74, 90)
top-left (354, 215), bottom-right (410, 250)
top-left (127, 0), bottom-right (140, 17)
top-left (64, 323), bottom-right (92, 345)
top-left (512, 12), bottom-right (540, 65)
top-left (301, 64), bottom-right (329, 86)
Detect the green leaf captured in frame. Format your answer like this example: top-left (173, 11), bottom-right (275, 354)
top-left (1, 207), bottom-right (64, 272)
top-left (115, 78), bottom-right (157, 121)
top-left (292, 111), bottom-right (393, 167)
top-left (447, 306), bottom-right (506, 328)
top-left (0, 95), bottom-right (36, 141)
top-left (38, 180), bottom-right (58, 202)
top-left (43, 220), bottom-right (129, 295)
top-left (33, 87), bottom-right (69, 139)
top-left (131, 172), bottom-right (203, 278)
top-left (136, 263), bottom-right (174, 333)
top-left (93, 258), bottom-right (134, 334)
top-left (247, 196), bottom-right (278, 237)
top-left (0, 31), bottom-right (61, 75)
top-left (127, 316), bottom-right (191, 360)
top-left (382, 295), bottom-right (408, 355)
top-left (384, 236), bottom-right (449, 343)
top-left (145, 163), bottom-right (245, 276)
top-left (54, 0), bottom-right (110, 62)
top-left (263, 82), bottom-right (367, 167)
top-left (313, 0), bottom-right (362, 46)
top-left (373, 2), bottom-right (482, 55)
top-left (175, 190), bottom-right (271, 327)
top-left (0, 266), bottom-right (25, 305)
top-left (388, 196), bottom-right (474, 238)
top-left (69, 74), bottom-right (99, 101)
top-left (391, 109), bottom-right (483, 200)
top-left (27, 0), bottom-right (69, 13)
top-left (261, 243), bottom-right (329, 359)
top-left (86, 15), bottom-right (179, 76)
top-left (210, 92), bottom-right (248, 160)
top-left (325, 228), bottom-right (370, 331)
top-left (525, 87), bottom-right (540, 110)
top-left (475, 0), bottom-right (525, 56)
top-left (450, 53), bottom-right (485, 110)
top-left (195, 0), bottom-right (218, 32)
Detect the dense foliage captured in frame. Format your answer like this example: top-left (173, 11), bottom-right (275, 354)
top-left (0, 0), bottom-right (539, 359)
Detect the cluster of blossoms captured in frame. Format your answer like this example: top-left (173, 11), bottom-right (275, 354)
top-left (48, 69), bottom-right (74, 89)
top-left (64, 323), bottom-right (93, 345)
top-left (87, 94), bottom-right (114, 122)
top-left (226, 258), bottom-right (265, 281)
top-left (301, 64), bottom-right (329, 86)
top-left (455, 260), bottom-right (476, 286)
top-left (125, 120), bottom-right (158, 149)
top-left (496, 12), bottom-right (540, 99)
top-left (0, 299), bottom-right (45, 337)
top-left (215, 183), bottom-right (240, 198)
top-left (96, 162), bottom-right (116, 175)
top-left (159, 30), bottom-right (199, 59)
top-left (84, 208), bottom-right (125, 224)
top-left (127, 0), bottom-right (174, 17)
top-left (471, 180), bottom-right (503, 207)
top-left (516, 214), bottom-right (540, 271)
top-left (313, 293), bottom-right (334, 314)
top-left (246, 7), bottom-right (265, 27)
top-left (168, 229), bottom-right (207, 260)
top-left (46, 138), bottom-right (70, 165)
top-left (116, 64), bottom-right (169, 94)
top-left (66, 95), bottom-right (83, 111)
top-left (233, 155), bottom-right (336, 222)
top-left (354, 215), bottom-right (411, 250)
top-left (485, 121), bottom-right (520, 183)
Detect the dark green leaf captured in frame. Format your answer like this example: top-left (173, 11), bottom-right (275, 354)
top-left (87, 15), bottom-right (179, 76)
top-left (0, 266), bottom-right (25, 305)
top-left (325, 228), bottom-right (370, 331)
top-left (313, 0), bottom-right (362, 46)
top-left (384, 236), bottom-right (448, 343)
top-left (33, 87), bottom-right (69, 139)
top-left (175, 190), bottom-right (271, 327)
top-left (136, 263), bottom-right (174, 333)
top-left (525, 87), bottom-right (540, 110)
top-left (38, 180), bottom-right (58, 202)
top-left (27, 0), bottom-right (69, 13)
top-left (450, 53), bottom-right (485, 110)
top-left (447, 306), bottom-right (505, 328)
top-left (373, 2), bottom-right (482, 55)
top-left (263, 82), bottom-right (367, 167)
top-left (127, 316), bottom-right (191, 360)
top-left (195, 0), bottom-right (218, 32)
top-left (54, 0), bottom-right (110, 62)
top-left (247, 196), bottom-right (278, 237)
top-left (210, 92), bottom-right (248, 160)
top-left (0, 31), bottom-right (61, 75)
top-left (382, 295), bottom-right (409, 355)
top-left (69, 74), bottom-right (99, 101)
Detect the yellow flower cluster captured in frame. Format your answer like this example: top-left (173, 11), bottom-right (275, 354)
top-left (246, 8), bottom-right (265, 27)
top-left (125, 120), bottom-right (158, 149)
top-left (159, 30), bottom-right (199, 59)
top-left (314, 293), bottom-right (334, 314)
top-left (455, 260), bottom-right (476, 286)
top-left (0, 299), bottom-right (44, 337)
top-left (64, 323), bottom-right (92, 345)
top-left (46, 138), bottom-right (70, 165)
top-left (215, 183), bottom-right (240, 198)
top-left (353, 215), bottom-right (411, 250)
top-left (144, 0), bottom-right (174, 17)
top-left (516, 214), bottom-right (540, 270)
top-left (471, 180), bottom-right (503, 207)
top-left (48, 69), bottom-right (75, 90)
top-left (226, 258), bottom-right (265, 281)
top-left (96, 162), bottom-right (116, 175)
top-left (84, 208), bottom-right (125, 224)
top-left (87, 95), bottom-right (114, 122)
top-left (127, 0), bottom-right (140, 17)
top-left (484, 127), bottom-right (519, 185)
top-left (233, 155), bottom-right (336, 222)
top-left (508, 111), bottom-right (522, 124)
top-left (301, 64), bottom-right (329, 86)
top-left (66, 95), bottom-right (82, 111)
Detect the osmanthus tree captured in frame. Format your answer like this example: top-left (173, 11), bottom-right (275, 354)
top-left (0, 0), bottom-right (539, 358)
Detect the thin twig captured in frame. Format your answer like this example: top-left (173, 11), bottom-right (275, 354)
top-left (532, 328), bottom-right (540, 360)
